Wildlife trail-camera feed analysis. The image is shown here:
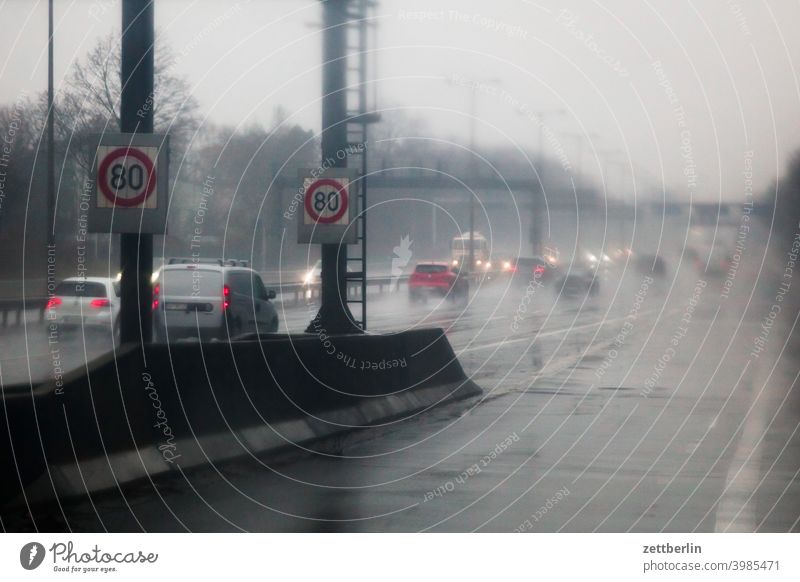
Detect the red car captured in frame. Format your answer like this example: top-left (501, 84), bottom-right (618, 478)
top-left (409, 262), bottom-right (468, 302)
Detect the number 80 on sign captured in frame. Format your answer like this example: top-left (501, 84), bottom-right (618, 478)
top-left (96, 145), bottom-right (158, 209)
top-left (303, 178), bottom-right (349, 225)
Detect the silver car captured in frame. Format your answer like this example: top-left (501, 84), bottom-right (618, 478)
top-left (153, 259), bottom-right (278, 341)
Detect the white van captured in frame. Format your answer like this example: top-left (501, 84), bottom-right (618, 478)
top-left (153, 259), bottom-right (278, 341)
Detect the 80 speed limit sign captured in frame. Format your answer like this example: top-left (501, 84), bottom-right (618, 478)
top-left (97, 146), bottom-right (158, 208)
top-left (89, 133), bottom-right (169, 234)
top-left (297, 169), bottom-right (358, 244)
top-left (304, 178), bottom-right (348, 225)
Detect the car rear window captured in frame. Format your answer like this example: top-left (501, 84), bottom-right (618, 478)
top-left (55, 281), bottom-right (107, 298)
top-left (415, 264), bottom-right (448, 274)
top-left (161, 269), bottom-right (222, 297)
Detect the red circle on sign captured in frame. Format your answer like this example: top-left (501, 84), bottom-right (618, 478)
top-left (304, 178), bottom-right (349, 224)
top-left (98, 147), bottom-right (157, 207)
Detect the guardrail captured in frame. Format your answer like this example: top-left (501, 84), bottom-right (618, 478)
top-left (264, 274), bottom-right (409, 304)
top-left (0, 298), bottom-right (46, 327)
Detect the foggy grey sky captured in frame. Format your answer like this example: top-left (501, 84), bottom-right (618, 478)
top-left (2, 0), bottom-right (800, 202)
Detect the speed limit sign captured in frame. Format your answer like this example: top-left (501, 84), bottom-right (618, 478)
top-left (304, 178), bottom-right (348, 225)
top-left (97, 146), bottom-right (157, 208)
top-left (89, 133), bottom-right (169, 233)
top-left (297, 168), bottom-right (358, 244)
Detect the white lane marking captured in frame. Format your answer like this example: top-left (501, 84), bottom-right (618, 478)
top-left (454, 309), bottom-right (657, 355)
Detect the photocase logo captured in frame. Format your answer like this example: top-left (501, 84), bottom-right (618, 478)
top-left (20, 542), bottom-right (46, 570)
top-left (391, 234), bottom-right (413, 287)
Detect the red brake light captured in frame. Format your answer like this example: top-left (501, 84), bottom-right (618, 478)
top-left (223, 284), bottom-right (231, 310)
top-left (90, 298), bottom-right (111, 308)
top-left (152, 284), bottom-right (160, 310)
top-left (534, 265), bottom-right (545, 275)
top-left (46, 297), bottom-right (62, 309)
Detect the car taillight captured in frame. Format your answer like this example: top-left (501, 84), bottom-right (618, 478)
top-left (223, 284), bottom-right (231, 310)
top-left (152, 284), bottom-right (160, 310)
top-left (46, 297), bottom-right (62, 309)
top-left (534, 265), bottom-right (545, 275)
top-left (90, 298), bottom-right (111, 308)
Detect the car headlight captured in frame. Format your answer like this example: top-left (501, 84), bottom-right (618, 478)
top-left (452, 259), bottom-right (459, 266)
top-left (587, 253), bottom-right (597, 262)
top-left (502, 261), bottom-right (511, 270)
top-left (303, 271), bottom-right (314, 285)
top-left (484, 262), bottom-right (492, 270)
top-left (475, 259), bottom-right (482, 266)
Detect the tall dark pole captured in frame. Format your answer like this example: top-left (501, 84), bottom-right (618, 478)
top-left (119, 0), bottom-right (154, 343)
top-left (531, 110), bottom-right (563, 257)
top-left (47, 0), bottom-right (54, 249)
top-left (533, 120), bottom-right (544, 257)
top-left (468, 89), bottom-right (475, 276)
top-left (307, 0), bottom-right (359, 334)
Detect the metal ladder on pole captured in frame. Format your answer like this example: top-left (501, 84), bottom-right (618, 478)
top-left (343, 0), bottom-right (377, 330)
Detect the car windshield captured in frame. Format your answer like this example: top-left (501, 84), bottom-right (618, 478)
top-left (415, 264), bottom-right (448, 273)
top-left (161, 269), bottom-right (222, 297)
top-left (55, 281), bottom-right (108, 298)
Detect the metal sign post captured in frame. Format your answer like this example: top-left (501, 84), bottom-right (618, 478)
top-left (305, 0), bottom-right (361, 335)
top-left (119, 0), bottom-right (155, 344)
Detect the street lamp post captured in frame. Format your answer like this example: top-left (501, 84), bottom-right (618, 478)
top-left (562, 131), bottom-right (600, 184)
top-left (47, 0), bottom-right (54, 249)
top-left (530, 109), bottom-right (564, 256)
top-left (467, 87), bottom-right (476, 277)
top-left (596, 149), bottom-right (627, 252)
top-left (447, 75), bottom-right (500, 276)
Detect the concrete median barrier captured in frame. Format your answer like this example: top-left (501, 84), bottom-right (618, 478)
top-left (0, 328), bottom-right (481, 507)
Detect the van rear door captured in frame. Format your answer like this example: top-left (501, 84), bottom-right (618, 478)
top-left (160, 267), bottom-right (223, 336)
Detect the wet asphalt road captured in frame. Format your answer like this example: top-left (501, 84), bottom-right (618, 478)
top-left (3, 230), bottom-right (800, 532)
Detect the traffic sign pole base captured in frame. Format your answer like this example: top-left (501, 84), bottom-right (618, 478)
top-left (306, 243), bottom-right (363, 335)
top-left (305, 307), bottom-right (363, 335)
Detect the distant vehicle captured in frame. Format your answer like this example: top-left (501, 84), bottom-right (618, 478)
top-left (502, 256), bottom-right (558, 284)
top-left (153, 258), bottom-right (278, 341)
top-left (46, 277), bottom-right (121, 342)
top-left (409, 262), bottom-right (468, 302)
top-left (451, 232), bottom-right (492, 272)
top-left (696, 247), bottom-right (732, 277)
top-left (542, 245), bottom-right (561, 267)
top-left (636, 254), bottom-right (668, 276)
top-left (302, 259), bottom-right (356, 287)
top-left (557, 268), bottom-right (600, 297)
top-left (585, 250), bottom-right (613, 269)
top-left (302, 260), bottom-right (323, 287)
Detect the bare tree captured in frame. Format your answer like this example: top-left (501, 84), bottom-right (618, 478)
top-left (0, 96), bottom-right (39, 233)
top-left (56, 33), bottom-right (200, 169)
